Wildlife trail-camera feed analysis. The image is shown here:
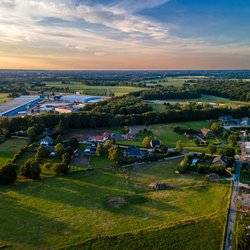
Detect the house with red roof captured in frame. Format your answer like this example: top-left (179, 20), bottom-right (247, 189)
top-left (90, 131), bottom-right (109, 143)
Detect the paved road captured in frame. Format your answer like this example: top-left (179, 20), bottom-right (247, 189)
top-left (224, 161), bottom-right (242, 250)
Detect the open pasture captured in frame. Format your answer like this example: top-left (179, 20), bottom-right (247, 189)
top-left (0, 158), bottom-right (229, 249)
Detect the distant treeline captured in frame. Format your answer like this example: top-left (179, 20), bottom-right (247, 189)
top-left (131, 81), bottom-right (250, 101)
top-left (194, 80), bottom-right (250, 101)
top-left (0, 96), bottom-right (249, 133)
top-left (131, 85), bottom-right (201, 100)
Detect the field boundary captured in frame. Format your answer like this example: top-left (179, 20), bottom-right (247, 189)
top-left (61, 212), bottom-right (224, 250)
top-left (223, 180), bottom-right (233, 249)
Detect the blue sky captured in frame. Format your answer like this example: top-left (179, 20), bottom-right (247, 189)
top-left (0, 0), bottom-right (249, 69)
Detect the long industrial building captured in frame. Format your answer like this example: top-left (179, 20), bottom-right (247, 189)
top-left (0, 95), bottom-right (41, 117)
top-left (60, 95), bottom-right (103, 103)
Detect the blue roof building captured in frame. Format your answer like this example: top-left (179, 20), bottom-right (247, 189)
top-left (124, 146), bottom-right (145, 159)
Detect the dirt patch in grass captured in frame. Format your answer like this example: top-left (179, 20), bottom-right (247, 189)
top-left (107, 196), bottom-right (127, 209)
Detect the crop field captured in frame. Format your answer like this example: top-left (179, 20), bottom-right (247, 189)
top-left (45, 82), bottom-right (146, 96)
top-left (0, 93), bottom-right (12, 105)
top-left (149, 120), bottom-right (210, 147)
top-left (0, 138), bottom-right (28, 166)
top-left (0, 159), bottom-right (230, 249)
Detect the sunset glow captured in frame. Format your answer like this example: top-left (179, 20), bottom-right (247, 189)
top-left (0, 0), bottom-right (250, 69)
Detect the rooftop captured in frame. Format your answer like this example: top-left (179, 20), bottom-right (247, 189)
top-left (0, 95), bottom-right (40, 115)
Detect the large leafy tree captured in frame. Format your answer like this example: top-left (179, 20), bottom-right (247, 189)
top-left (0, 162), bottom-right (17, 185)
top-left (208, 144), bottom-right (217, 155)
top-left (175, 140), bottom-right (183, 153)
top-left (26, 126), bottom-right (37, 141)
top-left (21, 159), bottom-right (41, 180)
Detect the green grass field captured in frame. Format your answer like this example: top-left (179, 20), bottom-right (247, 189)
top-left (0, 93), bottom-right (12, 104)
top-left (149, 121), bottom-right (209, 147)
top-left (45, 82), bottom-right (146, 96)
top-left (0, 159), bottom-right (230, 249)
top-left (148, 95), bottom-right (249, 109)
top-left (0, 138), bottom-right (28, 166)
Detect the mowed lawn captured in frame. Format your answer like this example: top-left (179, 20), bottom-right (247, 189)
top-left (149, 120), bottom-right (209, 147)
top-left (0, 159), bottom-right (230, 249)
top-left (0, 138), bottom-right (28, 166)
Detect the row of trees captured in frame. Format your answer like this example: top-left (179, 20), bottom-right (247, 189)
top-left (194, 80), bottom-right (250, 101)
top-left (131, 80), bottom-right (250, 101)
top-left (131, 85), bottom-right (201, 100)
top-left (1, 100), bottom-right (249, 135)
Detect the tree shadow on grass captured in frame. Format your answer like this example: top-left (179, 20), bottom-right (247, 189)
top-left (0, 191), bottom-right (75, 249)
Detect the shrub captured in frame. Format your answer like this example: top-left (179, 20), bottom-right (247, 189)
top-left (21, 159), bottom-right (41, 180)
top-left (43, 163), bottom-right (52, 170)
top-left (2, 128), bottom-right (11, 139)
top-left (53, 163), bottom-right (69, 175)
top-left (68, 138), bottom-right (79, 150)
top-left (36, 145), bottom-right (50, 159)
top-left (62, 153), bottom-right (71, 165)
top-left (0, 162), bottom-right (17, 185)
top-left (65, 146), bottom-right (74, 156)
top-left (209, 164), bottom-right (228, 176)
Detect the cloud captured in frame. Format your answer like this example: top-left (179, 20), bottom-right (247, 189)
top-left (114, 0), bottom-right (170, 12)
top-left (0, 0), bottom-right (249, 69)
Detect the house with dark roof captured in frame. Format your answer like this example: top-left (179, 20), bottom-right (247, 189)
top-left (74, 149), bottom-right (84, 158)
top-left (201, 128), bottom-right (214, 138)
top-left (124, 146), bottom-right (145, 159)
top-left (39, 136), bottom-right (54, 146)
top-left (110, 133), bottom-right (126, 140)
top-left (212, 155), bottom-right (228, 166)
top-left (150, 140), bottom-right (161, 148)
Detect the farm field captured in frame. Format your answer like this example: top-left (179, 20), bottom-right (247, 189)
top-left (45, 82), bottom-right (146, 96)
top-left (0, 138), bottom-right (28, 166)
top-left (0, 93), bottom-right (12, 105)
top-left (147, 95), bottom-right (250, 112)
top-left (149, 120), bottom-right (210, 147)
top-left (0, 159), bottom-right (230, 249)
top-left (145, 76), bottom-right (208, 87)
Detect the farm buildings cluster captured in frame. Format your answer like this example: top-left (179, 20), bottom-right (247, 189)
top-left (0, 94), bottom-right (104, 117)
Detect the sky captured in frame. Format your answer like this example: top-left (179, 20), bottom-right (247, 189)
top-left (0, 0), bottom-right (250, 70)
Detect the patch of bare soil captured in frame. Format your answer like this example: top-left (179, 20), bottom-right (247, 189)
top-left (107, 196), bottom-right (127, 209)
